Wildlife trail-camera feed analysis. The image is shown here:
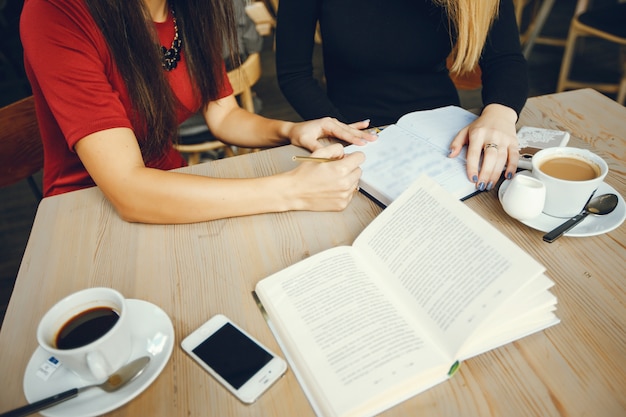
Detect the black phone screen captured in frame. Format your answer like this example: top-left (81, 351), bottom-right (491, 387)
top-left (192, 322), bottom-right (273, 389)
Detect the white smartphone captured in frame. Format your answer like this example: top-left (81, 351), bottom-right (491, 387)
top-left (181, 314), bottom-right (287, 404)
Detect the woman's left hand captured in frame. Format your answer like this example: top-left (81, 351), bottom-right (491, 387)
top-left (289, 117), bottom-right (378, 152)
top-left (448, 103), bottom-right (519, 191)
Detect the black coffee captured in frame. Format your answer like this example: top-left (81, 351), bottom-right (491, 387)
top-left (55, 307), bottom-right (120, 349)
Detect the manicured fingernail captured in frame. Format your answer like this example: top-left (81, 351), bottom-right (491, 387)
top-left (507, 172), bottom-right (513, 180)
top-left (486, 181), bottom-right (494, 191)
top-left (478, 182), bottom-right (486, 191)
top-left (472, 175), bottom-right (479, 182)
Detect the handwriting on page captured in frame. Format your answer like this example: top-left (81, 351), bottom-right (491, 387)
top-left (364, 125), bottom-right (471, 198)
top-left (345, 106), bottom-right (480, 204)
top-left (395, 107), bottom-right (477, 145)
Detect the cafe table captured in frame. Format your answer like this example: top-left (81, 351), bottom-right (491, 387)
top-left (0, 88), bottom-right (624, 417)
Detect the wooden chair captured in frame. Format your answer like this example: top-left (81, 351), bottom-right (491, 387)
top-left (174, 52), bottom-right (263, 165)
top-left (227, 52), bottom-right (263, 114)
top-left (0, 95), bottom-right (43, 200)
top-left (556, 0), bottom-right (626, 104)
top-left (245, 1), bottom-right (275, 37)
top-left (175, 117), bottom-right (236, 166)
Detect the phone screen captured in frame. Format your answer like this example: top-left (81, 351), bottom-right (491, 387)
top-left (192, 322), bottom-right (273, 389)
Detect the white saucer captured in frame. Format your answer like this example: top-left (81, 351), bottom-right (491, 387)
top-left (498, 172), bottom-right (626, 237)
top-left (23, 299), bottom-right (174, 417)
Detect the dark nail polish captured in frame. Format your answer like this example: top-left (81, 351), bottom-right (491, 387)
top-left (478, 182), bottom-right (486, 191)
top-left (486, 181), bottom-right (494, 191)
top-left (472, 175), bottom-right (479, 182)
top-left (506, 172), bottom-right (513, 180)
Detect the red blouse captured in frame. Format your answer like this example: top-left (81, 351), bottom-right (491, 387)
top-left (20, 0), bottom-right (233, 196)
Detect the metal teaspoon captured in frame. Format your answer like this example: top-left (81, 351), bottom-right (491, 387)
top-left (543, 193), bottom-right (619, 243)
top-left (0, 356), bottom-right (151, 417)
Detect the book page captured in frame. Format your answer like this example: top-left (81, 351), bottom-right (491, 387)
top-left (353, 175), bottom-right (548, 357)
top-left (458, 274), bottom-right (560, 359)
top-left (255, 246), bottom-right (450, 417)
top-left (345, 106), bottom-right (478, 205)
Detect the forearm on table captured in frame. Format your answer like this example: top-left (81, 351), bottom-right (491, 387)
top-left (77, 126), bottom-right (296, 223)
top-left (102, 168), bottom-right (295, 224)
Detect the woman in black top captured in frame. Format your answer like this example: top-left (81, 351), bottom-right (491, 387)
top-left (276, 0), bottom-right (528, 191)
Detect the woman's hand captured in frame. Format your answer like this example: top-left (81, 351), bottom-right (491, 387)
top-left (282, 143), bottom-right (366, 211)
top-left (288, 117), bottom-right (377, 152)
top-left (449, 104), bottom-right (519, 191)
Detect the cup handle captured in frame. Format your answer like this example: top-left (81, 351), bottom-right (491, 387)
top-left (86, 351), bottom-right (110, 381)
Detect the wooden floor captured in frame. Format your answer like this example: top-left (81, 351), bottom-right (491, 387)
top-left (1, 0), bottom-right (622, 328)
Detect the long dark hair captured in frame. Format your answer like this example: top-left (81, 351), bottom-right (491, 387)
top-left (84, 0), bottom-right (239, 160)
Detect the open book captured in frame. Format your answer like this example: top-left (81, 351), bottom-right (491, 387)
top-left (254, 175), bottom-right (559, 417)
top-left (345, 105), bottom-right (479, 206)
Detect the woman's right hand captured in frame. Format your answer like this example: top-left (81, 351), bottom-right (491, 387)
top-left (282, 143), bottom-right (365, 212)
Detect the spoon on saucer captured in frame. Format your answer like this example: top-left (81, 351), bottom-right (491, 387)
top-left (543, 193), bottom-right (619, 243)
top-left (0, 356), bottom-right (151, 417)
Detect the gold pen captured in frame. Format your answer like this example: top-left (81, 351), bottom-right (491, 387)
top-left (292, 155), bottom-right (337, 163)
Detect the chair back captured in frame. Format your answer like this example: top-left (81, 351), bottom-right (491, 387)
top-left (556, 0), bottom-right (626, 104)
top-left (0, 96), bottom-right (44, 195)
top-left (245, 1), bottom-right (276, 36)
top-left (227, 52), bottom-right (262, 112)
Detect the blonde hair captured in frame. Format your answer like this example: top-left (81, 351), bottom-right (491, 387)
top-left (435, 0), bottom-right (500, 74)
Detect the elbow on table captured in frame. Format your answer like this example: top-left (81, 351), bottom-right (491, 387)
top-left (115, 207), bottom-right (145, 224)
top-left (109, 200), bottom-right (147, 224)
top-left (103, 191), bottom-right (155, 224)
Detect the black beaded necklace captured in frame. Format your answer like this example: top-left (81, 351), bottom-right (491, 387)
top-left (160, 5), bottom-right (182, 71)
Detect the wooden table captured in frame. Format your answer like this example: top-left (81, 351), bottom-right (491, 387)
top-left (1, 89), bottom-right (624, 417)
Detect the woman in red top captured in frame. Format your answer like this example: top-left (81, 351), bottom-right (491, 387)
top-left (20, 0), bottom-right (376, 224)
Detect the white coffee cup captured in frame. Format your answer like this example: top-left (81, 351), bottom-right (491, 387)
top-left (37, 287), bottom-right (133, 382)
top-left (531, 147), bottom-right (608, 218)
top-left (501, 174), bottom-right (546, 221)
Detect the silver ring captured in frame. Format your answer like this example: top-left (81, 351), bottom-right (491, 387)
top-left (484, 143), bottom-right (498, 150)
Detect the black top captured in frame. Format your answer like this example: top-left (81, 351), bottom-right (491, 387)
top-left (276, 0), bottom-right (529, 126)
